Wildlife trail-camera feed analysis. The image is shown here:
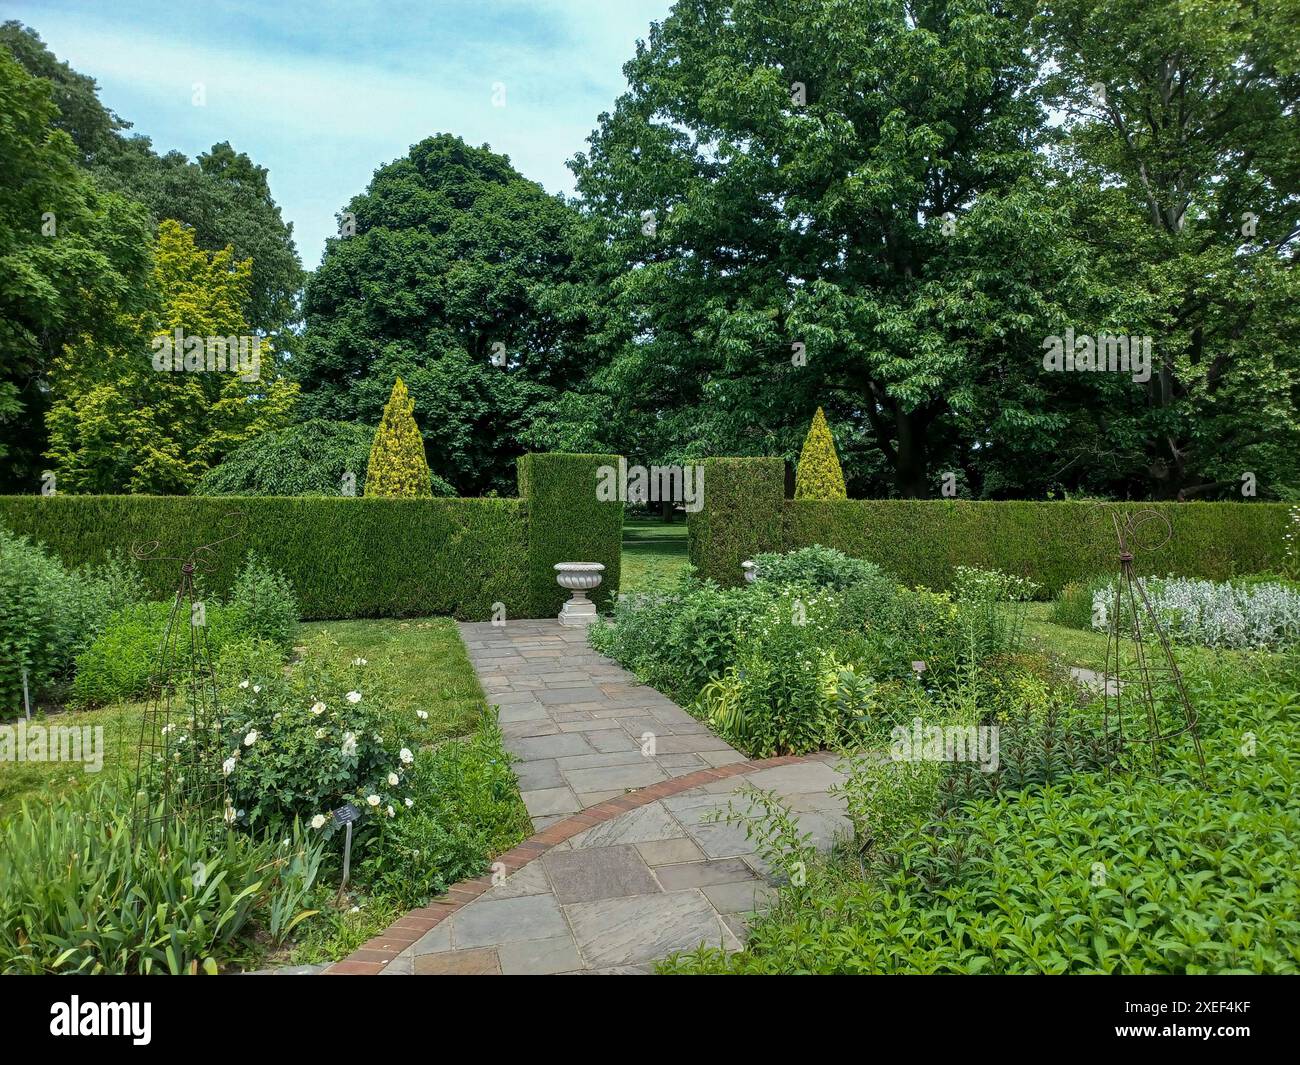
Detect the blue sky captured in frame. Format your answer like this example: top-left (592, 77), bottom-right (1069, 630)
top-left (9, 0), bottom-right (673, 266)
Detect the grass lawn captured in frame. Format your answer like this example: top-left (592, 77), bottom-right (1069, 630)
top-left (1015, 601), bottom-right (1258, 674)
top-left (619, 515), bottom-right (690, 595)
top-left (0, 617), bottom-right (504, 819)
top-left (298, 617), bottom-right (487, 745)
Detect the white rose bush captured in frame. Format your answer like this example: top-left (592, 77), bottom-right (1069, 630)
top-left (198, 634), bottom-right (419, 834)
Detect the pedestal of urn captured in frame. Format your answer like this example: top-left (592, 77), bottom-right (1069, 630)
top-left (555, 562), bottom-right (605, 627)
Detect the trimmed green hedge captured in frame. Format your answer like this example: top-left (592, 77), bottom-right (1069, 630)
top-left (0, 496), bottom-right (528, 621)
top-left (785, 500), bottom-right (1290, 594)
top-left (686, 457), bottom-right (1290, 593)
top-left (687, 458), bottom-right (785, 585)
top-left (517, 453), bottom-right (623, 617)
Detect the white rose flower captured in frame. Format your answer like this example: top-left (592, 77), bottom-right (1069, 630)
top-left (367, 794), bottom-right (381, 807)
top-left (310, 814), bottom-right (327, 830)
top-left (352, 657), bottom-right (367, 666)
top-left (386, 805), bottom-right (395, 818)
top-left (404, 797), bottom-right (414, 808)
top-left (387, 772), bottom-right (399, 786)
top-left (315, 728), bottom-right (327, 739)
top-left (346, 691), bottom-right (362, 704)
top-left (222, 757), bottom-right (237, 776)
top-left (239, 680), bottom-right (250, 689)
top-left (243, 729), bottom-right (258, 747)
top-left (399, 748), bottom-right (414, 765)
top-left (416, 710), bottom-right (428, 720)
top-left (310, 702), bottom-right (326, 715)
top-left (341, 732), bottom-right (358, 757)
top-left (253, 685), bottom-right (261, 694)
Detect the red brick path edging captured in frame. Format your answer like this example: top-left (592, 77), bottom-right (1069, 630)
top-left (321, 752), bottom-right (833, 974)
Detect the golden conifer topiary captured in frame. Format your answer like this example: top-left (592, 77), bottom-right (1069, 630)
top-left (364, 377), bottom-right (433, 497)
top-left (794, 406), bottom-right (847, 499)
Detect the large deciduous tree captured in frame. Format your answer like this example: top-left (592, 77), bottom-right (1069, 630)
top-left (45, 220), bottom-right (297, 494)
top-left (295, 134), bottom-right (602, 494)
top-left (1024, 0), bottom-right (1300, 500)
top-left (570, 0), bottom-right (1069, 497)
top-left (0, 44), bottom-right (152, 492)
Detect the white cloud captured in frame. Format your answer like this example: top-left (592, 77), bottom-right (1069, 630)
top-left (22, 1), bottom-right (670, 265)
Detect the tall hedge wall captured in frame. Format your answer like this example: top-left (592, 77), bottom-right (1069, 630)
top-left (784, 499), bottom-right (1291, 595)
top-left (685, 457), bottom-right (1290, 593)
top-left (687, 457), bottom-right (785, 585)
top-left (0, 495), bottom-right (528, 621)
top-left (517, 452), bottom-right (624, 616)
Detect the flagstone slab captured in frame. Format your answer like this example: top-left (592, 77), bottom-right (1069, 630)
top-left (413, 948), bottom-right (501, 975)
top-left (565, 890), bottom-right (739, 967)
top-left (449, 893), bottom-right (569, 948)
top-left (497, 935), bottom-right (584, 975)
top-left (543, 844), bottom-right (660, 904)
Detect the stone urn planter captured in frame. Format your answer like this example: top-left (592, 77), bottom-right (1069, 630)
top-left (741, 560), bottom-right (758, 584)
top-left (555, 562), bottom-right (605, 627)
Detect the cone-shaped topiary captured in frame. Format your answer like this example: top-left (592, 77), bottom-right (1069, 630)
top-left (365, 377), bottom-right (433, 497)
top-left (794, 407), bottom-right (847, 500)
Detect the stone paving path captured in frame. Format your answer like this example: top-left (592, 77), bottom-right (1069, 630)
top-left (465, 620), bottom-right (751, 830)
top-left (327, 620), bottom-right (849, 975)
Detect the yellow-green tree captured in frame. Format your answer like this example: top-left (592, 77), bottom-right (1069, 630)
top-left (794, 407), bottom-right (847, 500)
top-left (365, 377), bottom-right (432, 497)
top-left (46, 219), bottom-right (296, 493)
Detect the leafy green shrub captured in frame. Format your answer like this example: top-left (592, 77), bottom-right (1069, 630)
top-left (209, 635), bottom-right (408, 832)
top-left (0, 783), bottom-right (323, 974)
top-left (228, 551), bottom-right (299, 650)
top-left (0, 526), bottom-right (81, 708)
top-left (664, 664), bottom-right (1300, 974)
top-left (194, 419), bottom-right (377, 497)
top-left (1051, 574), bottom-right (1110, 629)
top-left (590, 574), bottom-right (761, 703)
top-left (751, 544), bottom-right (884, 591)
top-left (358, 710), bottom-right (530, 906)
top-left (1, 528), bottom-right (150, 708)
top-left (71, 601), bottom-right (242, 707)
top-left (951, 565), bottom-right (1040, 603)
top-left (694, 588), bottom-right (868, 756)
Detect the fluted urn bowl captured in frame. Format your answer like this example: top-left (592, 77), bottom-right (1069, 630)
top-left (554, 562), bottom-right (605, 592)
top-left (741, 560), bottom-right (758, 583)
top-left (555, 562), bottom-right (605, 626)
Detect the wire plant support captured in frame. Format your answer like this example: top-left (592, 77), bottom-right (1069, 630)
top-left (129, 513), bottom-right (246, 847)
top-left (1093, 506), bottom-right (1207, 779)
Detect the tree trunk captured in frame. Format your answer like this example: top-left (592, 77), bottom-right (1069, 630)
top-left (895, 408), bottom-right (929, 498)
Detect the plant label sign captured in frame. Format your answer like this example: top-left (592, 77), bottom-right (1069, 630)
top-left (333, 803), bottom-right (361, 826)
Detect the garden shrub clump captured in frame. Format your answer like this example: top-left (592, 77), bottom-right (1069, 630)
top-left (0, 526), bottom-right (148, 708)
top-left (1090, 576), bottom-right (1300, 651)
top-left (71, 552), bottom-right (300, 707)
top-left (750, 543), bottom-right (884, 591)
top-left (0, 783), bottom-right (325, 974)
top-left (662, 659), bottom-right (1300, 974)
top-left (593, 548), bottom-right (1032, 756)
